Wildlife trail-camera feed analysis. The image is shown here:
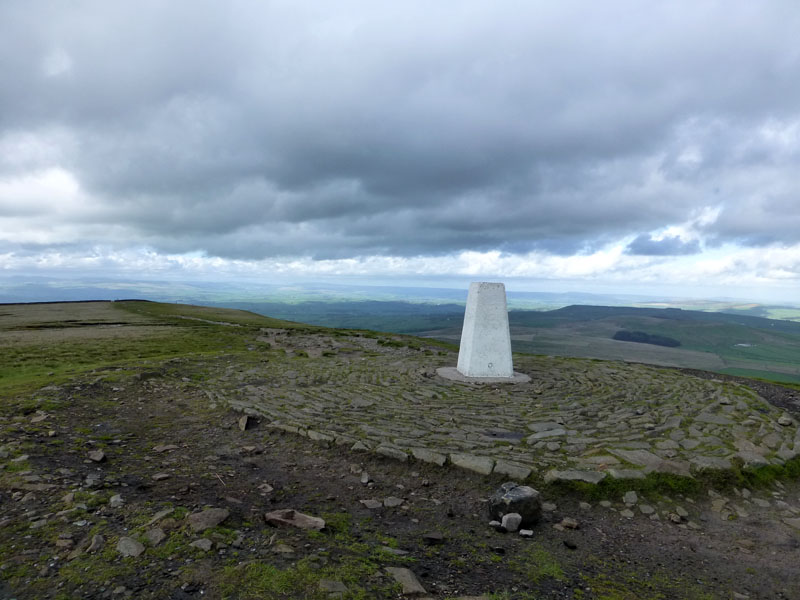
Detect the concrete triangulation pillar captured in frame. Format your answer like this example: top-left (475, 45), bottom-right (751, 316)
top-left (456, 282), bottom-right (514, 378)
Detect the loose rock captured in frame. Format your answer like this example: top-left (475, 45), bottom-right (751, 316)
top-left (423, 531), bottom-right (444, 545)
top-left (116, 536), bottom-right (145, 557)
top-left (144, 528), bottom-right (166, 546)
top-left (384, 567), bottom-right (427, 595)
top-left (187, 508), bottom-right (230, 532)
top-left (488, 482), bottom-right (542, 528)
top-left (87, 534), bottom-right (104, 553)
top-left (264, 509), bottom-right (325, 530)
top-left (88, 450), bottom-right (106, 463)
top-left (560, 517), bottom-right (579, 529)
top-left (501, 512), bottom-right (523, 533)
top-left (190, 538), bottom-right (213, 551)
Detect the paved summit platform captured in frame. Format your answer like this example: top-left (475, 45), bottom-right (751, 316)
top-left (219, 328), bottom-right (800, 484)
top-left (436, 366), bottom-right (531, 384)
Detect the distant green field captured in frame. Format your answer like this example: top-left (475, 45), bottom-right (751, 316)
top-left (717, 368), bottom-right (800, 385)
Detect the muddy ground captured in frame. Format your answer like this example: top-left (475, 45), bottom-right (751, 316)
top-left (2, 353), bottom-right (800, 600)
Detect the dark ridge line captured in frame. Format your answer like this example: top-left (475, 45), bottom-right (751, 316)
top-left (0, 299), bottom-right (153, 307)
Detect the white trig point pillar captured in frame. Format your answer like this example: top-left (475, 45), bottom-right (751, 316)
top-left (457, 282), bottom-right (514, 378)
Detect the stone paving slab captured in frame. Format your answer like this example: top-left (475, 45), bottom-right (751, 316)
top-left (216, 329), bottom-right (800, 484)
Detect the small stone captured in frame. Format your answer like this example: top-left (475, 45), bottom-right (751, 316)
top-left (560, 517), bottom-right (579, 529)
top-left (599, 500), bottom-right (612, 508)
top-left (422, 531), bottom-right (444, 546)
top-left (190, 538), bottom-right (213, 551)
top-left (30, 412), bottom-right (48, 423)
top-left (360, 471), bottom-right (370, 485)
top-left (489, 520), bottom-right (502, 531)
top-left (87, 534), bottom-right (104, 553)
top-left (151, 473), bottom-right (170, 481)
top-left (88, 450), bottom-right (106, 463)
top-left (264, 509), bottom-right (325, 530)
top-left (519, 529), bottom-right (534, 537)
top-left (639, 504), bottom-right (655, 515)
top-left (784, 517), bottom-right (800, 530)
top-left (144, 528), bottom-right (166, 546)
top-left (272, 543), bottom-right (295, 554)
top-left (385, 567), bottom-right (427, 595)
top-left (778, 414), bottom-right (794, 426)
top-left (144, 508), bottom-right (174, 527)
top-left (109, 494), bottom-right (124, 508)
top-left (153, 444), bottom-right (179, 453)
top-left (360, 499), bottom-right (382, 509)
top-left (450, 453), bottom-right (494, 475)
top-left (410, 447), bottom-right (447, 466)
top-left (501, 513), bottom-right (523, 532)
top-left (493, 459), bottom-right (532, 480)
top-left (620, 509), bottom-right (634, 518)
top-left (542, 502), bottom-right (557, 512)
top-left (380, 546), bottom-right (409, 556)
top-left (238, 415), bottom-right (251, 431)
top-left (563, 539), bottom-right (578, 550)
top-left (319, 579), bottom-right (349, 595)
top-left (187, 508), bottom-right (230, 532)
top-left (384, 496), bottom-right (404, 508)
top-left (669, 513), bottom-right (683, 524)
top-left (623, 491), bottom-right (638, 505)
top-left (579, 502), bottom-right (592, 510)
top-left (676, 506), bottom-right (689, 518)
top-left (376, 445), bottom-right (408, 462)
top-left (116, 536), bottom-right (145, 557)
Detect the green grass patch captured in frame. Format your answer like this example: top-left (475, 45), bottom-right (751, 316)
top-left (508, 542), bottom-right (564, 583)
top-left (542, 455), bottom-right (800, 501)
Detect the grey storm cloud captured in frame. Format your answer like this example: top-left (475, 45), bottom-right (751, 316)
top-left (626, 234), bottom-right (701, 256)
top-left (2, 1), bottom-right (800, 260)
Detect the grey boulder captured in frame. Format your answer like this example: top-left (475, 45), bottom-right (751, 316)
top-left (488, 482), bottom-right (542, 528)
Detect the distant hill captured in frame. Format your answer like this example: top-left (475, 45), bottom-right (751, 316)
top-left (200, 299), bottom-right (800, 386)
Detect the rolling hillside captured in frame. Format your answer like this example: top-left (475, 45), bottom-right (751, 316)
top-left (423, 305), bottom-right (800, 385)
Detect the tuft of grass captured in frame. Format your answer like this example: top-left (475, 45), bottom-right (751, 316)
top-left (507, 543), bottom-right (564, 583)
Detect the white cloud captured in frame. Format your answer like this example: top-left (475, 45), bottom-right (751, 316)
top-left (42, 47), bottom-right (73, 77)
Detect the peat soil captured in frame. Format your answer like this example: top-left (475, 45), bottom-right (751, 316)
top-left (2, 357), bottom-right (800, 600)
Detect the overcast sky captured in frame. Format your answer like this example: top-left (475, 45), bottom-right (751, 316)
top-left (2, 1), bottom-right (800, 301)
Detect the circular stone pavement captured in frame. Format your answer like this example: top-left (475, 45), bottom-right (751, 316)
top-left (220, 328), bottom-right (800, 485)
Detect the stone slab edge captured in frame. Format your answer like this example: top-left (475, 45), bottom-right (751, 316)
top-left (436, 366), bottom-right (531, 384)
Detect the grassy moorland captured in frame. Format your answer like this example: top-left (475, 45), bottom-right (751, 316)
top-left (0, 301), bottom-right (302, 397)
